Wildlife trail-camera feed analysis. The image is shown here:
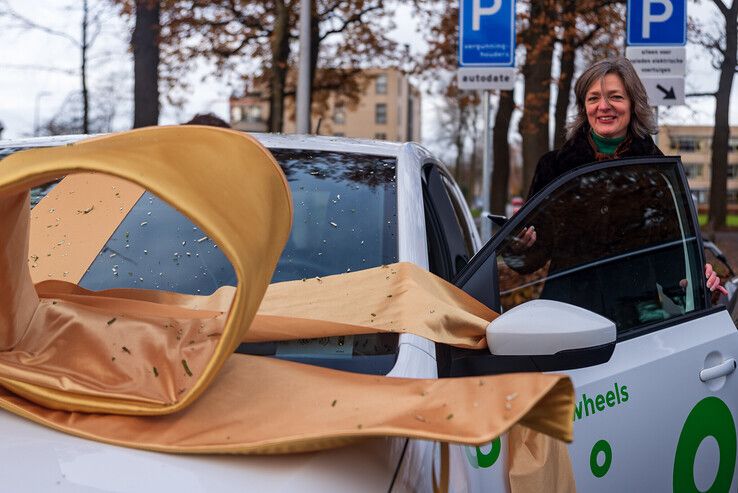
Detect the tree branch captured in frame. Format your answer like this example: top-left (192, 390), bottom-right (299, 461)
top-left (212, 33), bottom-right (266, 57)
top-left (0, 1), bottom-right (79, 45)
top-left (575, 25), bottom-right (602, 48)
top-left (0, 62), bottom-right (77, 75)
top-left (712, 0), bottom-right (729, 17)
top-left (319, 4), bottom-right (382, 41)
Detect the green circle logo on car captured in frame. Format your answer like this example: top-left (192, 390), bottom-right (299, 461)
top-left (465, 438), bottom-right (502, 469)
top-left (590, 439), bottom-right (612, 478)
top-left (673, 397), bottom-right (736, 493)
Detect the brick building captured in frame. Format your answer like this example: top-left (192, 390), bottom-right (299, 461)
top-left (229, 68), bottom-right (421, 142)
top-left (657, 125), bottom-right (738, 210)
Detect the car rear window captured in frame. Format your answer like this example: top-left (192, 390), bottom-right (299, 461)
top-left (77, 148), bottom-right (398, 291)
top-left (74, 147), bottom-right (400, 375)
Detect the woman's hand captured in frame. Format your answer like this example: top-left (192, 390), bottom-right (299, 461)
top-left (508, 226), bottom-right (536, 254)
top-left (705, 263), bottom-right (729, 296)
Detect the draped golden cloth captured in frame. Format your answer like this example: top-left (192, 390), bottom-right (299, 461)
top-left (0, 127), bottom-right (575, 490)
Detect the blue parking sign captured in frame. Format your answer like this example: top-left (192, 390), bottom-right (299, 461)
top-left (458, 0), bottom-right (516, 67)
top-left (627, 0), bottom-right (686, 46)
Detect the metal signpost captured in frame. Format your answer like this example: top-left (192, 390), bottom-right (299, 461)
top-left (296, 0), bottom-right (312, 134)
top-left (458, 0), bottom-right (516, 242)
top-left (626, 0), bottom-right (687, 107)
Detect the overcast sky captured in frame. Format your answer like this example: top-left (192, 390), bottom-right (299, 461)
top-left (0, 0), bottom-right (733, 146)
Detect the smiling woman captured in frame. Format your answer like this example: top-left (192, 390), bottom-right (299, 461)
top-left (584, 73), bottom-right (632, 140)
top-left (527, 57), bottom-right (661, 199)
top-left (520, 57), bottom-right (727, 304)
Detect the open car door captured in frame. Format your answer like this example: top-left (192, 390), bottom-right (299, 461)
top-left (452, 156), bottom-right (738, 491)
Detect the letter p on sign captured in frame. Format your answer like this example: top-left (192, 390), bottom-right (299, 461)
top-left (473, 0), bottom-right (502, 30)
top-left (643, 0), bottom-right (673, 38)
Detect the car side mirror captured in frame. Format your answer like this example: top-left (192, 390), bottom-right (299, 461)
top-left (486, 299), bottom-right (616, 357)
top-left (484, 212), bottom-right (508, 228)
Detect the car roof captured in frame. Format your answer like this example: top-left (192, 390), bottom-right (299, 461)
top-left (0, 132), bottom-right (405, 158)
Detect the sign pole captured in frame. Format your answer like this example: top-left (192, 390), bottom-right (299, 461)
top-left (481, 90), bottom-right (493, 242)
top-left (457, 0), bottom-right (516, 242)
top-left (296, 0), bottom-right (311, 134)
top-left (652, 106), bottom-right (658, 143)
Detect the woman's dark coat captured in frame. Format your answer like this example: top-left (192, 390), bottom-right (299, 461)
top-left (528, 125), bottom-right (664, 199)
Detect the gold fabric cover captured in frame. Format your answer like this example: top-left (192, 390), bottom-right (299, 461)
top-left (250, 262), bottom-right (495, 348)
top-left (0, 355), bottom-right (572, 454)
top-left (0, 127), bottom-right (575, 464)
top-left (0, 126), bottom-right (292, 414)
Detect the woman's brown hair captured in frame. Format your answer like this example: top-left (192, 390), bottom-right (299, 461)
top-left (567, 56), bottom-right (657, 140)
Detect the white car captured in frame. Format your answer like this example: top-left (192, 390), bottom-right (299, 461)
top-left (0, 134), bottom-right (736, 492)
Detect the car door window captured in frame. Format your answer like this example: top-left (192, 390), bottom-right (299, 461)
top-left (441, 175), bottom-right (477, 256)
top-left (495, 159), bottom-right (707, 336)
top-left (423, 164), bottom-right (472, 280)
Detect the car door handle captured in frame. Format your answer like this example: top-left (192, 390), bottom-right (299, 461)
top-left (700, 358), bottom-right (737, 382)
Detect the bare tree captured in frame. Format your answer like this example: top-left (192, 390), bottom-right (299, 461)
top-left (434, 85), bottom-right (475, 188)
top-left (690, 1), bottom-right (737, 230)
top-left (39, 90), bottom-right (118, 136)
top-left (0, 0), bottom-right (105, 133)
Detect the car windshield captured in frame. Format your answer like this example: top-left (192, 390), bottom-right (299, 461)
top-left (67, 146), bottom-right (400, 375)
top-left (77, 148), bottom-right (399, 290)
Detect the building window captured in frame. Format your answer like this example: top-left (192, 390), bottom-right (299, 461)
top-left (333, 103), bottom-right (346, 125)
top-left (684, 164), bottom-right (703, 178)
top-left (375, 74), bottom-right (388, 95)
top-left (230, 106), bottom-right (243, 123)
top-left (692, 189), bottom-right (709, 204)
top-left (374, 132), bottom-right (387, 140)
top-left (375, 103), bottom-right (387, 124)
top-left (729, 138), bottom-right (738, 152)
top-left (244, 104), bottom-right (262, 123)
top-left (728, 165), bottom-right (738, 179)
top-left (728, 190), bottom-right (738, 203)
top-left (669, 136), bottom-right (705, 152)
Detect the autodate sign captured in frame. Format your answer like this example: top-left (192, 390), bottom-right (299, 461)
top-left (457, 0), bottom-right (516, 90)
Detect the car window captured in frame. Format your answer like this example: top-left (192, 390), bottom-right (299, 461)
top-left (495, 160), bottom-right (707, 337)
top-left (78, 148), bottom-right (398, 292)
top-left (423, 165), bottom-right (471, 280)
top-left (35, 147), bottom-right (400, 375)
top-left (441, 175), bottom-right (476, 257)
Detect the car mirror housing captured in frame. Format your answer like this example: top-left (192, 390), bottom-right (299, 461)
top-left (486, 299), bottom-right (616, 356)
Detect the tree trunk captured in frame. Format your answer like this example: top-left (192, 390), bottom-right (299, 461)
top-left (468, 103), bottom-right (482, 201)
top-left (454, 106), bottom-right (465, 184)
top-left (132, 0), bottom-right (160, 128)
top-left (519, 0), bottom-right (556, 195)
top-left (491, 90), bottom-right (514, 215)
top-left (553, 0), bottom-right (576, 149)
top-left (306, 8), bottom-right (320, 132)
top-left (466, 105), bottom-right (478, 200)
top-left (268, 0), bottom-right (290, 133)
top-left (708, 3), bottom-right (738, 230)
top-left (468, 145), bottom-right (479, 201)
top-left (81, 0), bottom-right (89, 134)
